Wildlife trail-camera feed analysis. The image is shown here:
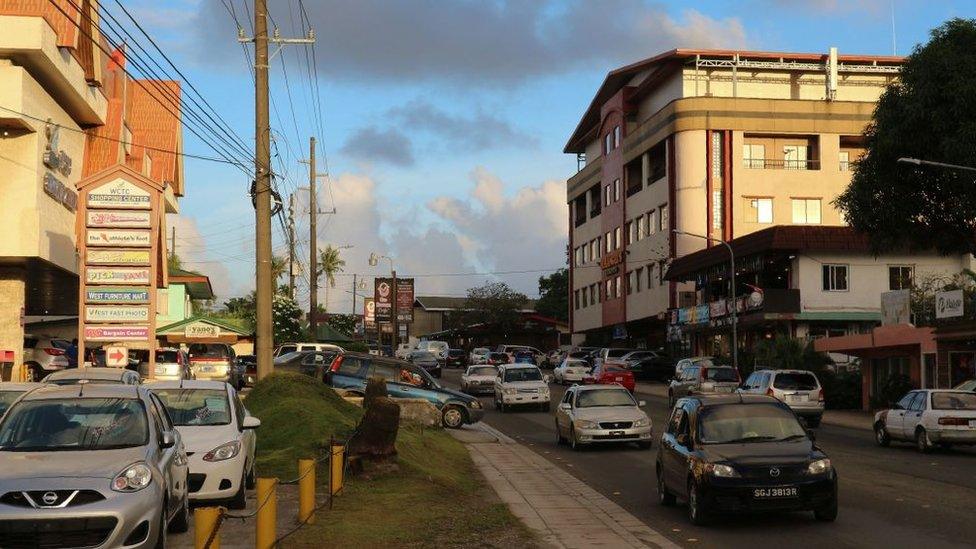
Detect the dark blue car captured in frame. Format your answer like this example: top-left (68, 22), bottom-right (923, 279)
top-left (322, 352), bottom-right (484, 428)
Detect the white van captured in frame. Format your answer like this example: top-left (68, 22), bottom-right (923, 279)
top-left (417, 340), bottom-right (450, 361)
top-left (273, 342), bottom-right (344, 358)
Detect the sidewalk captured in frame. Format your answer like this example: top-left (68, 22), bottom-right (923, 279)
top-left (452, 424), bottom-right (679, 549)
top-left (634, 382), bottom-right (872, 431)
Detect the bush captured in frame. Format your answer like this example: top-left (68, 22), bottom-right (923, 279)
top-left (819, 368), bottom-right (862, 410)
top-left (343, 341), bottom-right (369, 353)
top-left (870, 373), bottom-right (914, 410)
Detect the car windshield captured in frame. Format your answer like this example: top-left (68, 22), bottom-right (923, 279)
top-left (773, 372), bottom-right (818, 391)
top-left (156, 350), bottom-right (180, 363)
top-left (0, 398), bottom-right (148, 451)
top-left (698, 403), bottom-right (806, 444)
top-left (576, 389), bottom-right (635, 408)
top-left (154, 389), bottom-right (232, 426)
top-left (931, 392), bottom-right (976, 410)
top-left (448, 350), bottom-right (464, 357)
top-left (468, 367), bottom-right (497, 376)
top-left (705, 368), bottom-right (738, 382)
top-left (189, 344), bottom-right (229, 359)
top-left (473, 348), bottom-right (489, 355)
top-left (504, 368), bottom-right (542, 382)
top-left (0, 391), bottom-right (25, 416)
top-left (411, 352), bottom-right (437, 360)
top-left (953, 379), bottom-right (976, 392)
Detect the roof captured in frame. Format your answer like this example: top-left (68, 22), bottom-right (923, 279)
top-left (813, 324), bottom-right (936, 355)
top-left (145, 379), bottom-right (230, 391)
top-left (564, 48), bottom-right (904, 153)
top-left (42, 368), bottom-right (132, 382)
top-left (685, 393), bottom-right (781, 406)
top-left (168, 267), bottom-right (215, 300)
top-left (414, 295), bottom-right (537, 313)
top-left (157, 316), bottom-right (253, 336)
top-left (666, 226), bottom-right (872, 281)
top-left (127, 79), bottom-right (184, 195)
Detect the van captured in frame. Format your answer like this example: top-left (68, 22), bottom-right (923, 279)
top-left (273, 342), bottom-right (344, 357)
top-left (416, 340), bottom-right (449, 361)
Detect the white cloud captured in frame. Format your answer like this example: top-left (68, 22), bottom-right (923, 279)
top-left (166, 214), bottom-right (241, 301)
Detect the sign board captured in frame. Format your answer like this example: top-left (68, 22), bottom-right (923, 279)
top-left (86, 229), bottom-right (152, 248)
top-left (936, 289), bottom-right (964, 319)
top-left (86, 249), bottom-right (152, 266)
top-left (84, 325), bottom-right (150, 341)
top-left (85, 267), bottom-right (150, 285)
top-left (364, 298), bottom-right (376, 329)
top-left (44, 173), bottom-right (77, 212)
top-left (881, 290), bottom-right (911, 325)
top-left (85, 305), bottom-right (150, 323)
top-left (185, 323), bottom-right (220, 338)
top-left (87, 210), bottom-right (152, 228)
top-left (104, 346), bottom-right (129, 368)
top-left (374, 278), bottom-right (393, 321)
top-left (87, 179), bottom-right (152, 209)
top-left (396, 278), bottom-right (415, 323)
top-left (85, 287), bottom-right (151, 303)
top-left (600, 250), bottom-right (623, 276)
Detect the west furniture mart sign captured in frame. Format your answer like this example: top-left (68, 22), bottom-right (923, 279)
top-left (85, 287), bottom-right (151, 303)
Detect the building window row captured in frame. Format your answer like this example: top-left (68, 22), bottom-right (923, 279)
top-left (743, 197), bottom-right (822, 225)
top-left (604, 179), bottom-right (621, 206)
top-left (572, 236), bottom-right (605, 267)
top-left (604, 125), bottom-right (621, 156)
top-left (819, 264), bottom-right (915, 293)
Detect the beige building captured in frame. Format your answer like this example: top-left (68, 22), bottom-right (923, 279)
top-left (564, 47), bottom-right (913, 349)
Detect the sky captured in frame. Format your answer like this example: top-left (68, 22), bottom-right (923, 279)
top-left (118, 0), bottom-right (974, 314)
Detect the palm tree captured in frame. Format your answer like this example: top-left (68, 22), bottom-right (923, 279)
top-left (271, 255), bottom-right (288, 284)
top-left (317, 245), bottom-right (346, 313)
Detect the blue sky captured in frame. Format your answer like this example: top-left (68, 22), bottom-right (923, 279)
top-left (120, 0), bottom-right (973, 312)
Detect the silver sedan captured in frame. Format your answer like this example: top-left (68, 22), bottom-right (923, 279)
top-left (0, 384), bottom-right (189, 547)
top-left (555, 384), bottom-right (653, 451)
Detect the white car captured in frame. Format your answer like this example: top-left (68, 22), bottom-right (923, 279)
top-left (395, 343), bottom-right (415, 359)
top-left (493, 364), bottom-right (551, 412)
top-left (555, 384), bottom-right (652, 450)
top-left (740, 369), bottom-right (825, 427)
top-left (417, 340), bottom-right (450, 361)
top-left (674, 356), bottom-right (713, 379)
top-left (460, 365), bottom-right (498, 395)
top-left (469, 347), bottom-right (491, 365)
top-left (150, 380), bottom-right (260, 508)
top-left (874, 389), bottom-right (976, 452)
top-left (553, 358), bottom-right (591, 384)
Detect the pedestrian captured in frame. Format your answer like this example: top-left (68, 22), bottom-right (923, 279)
top-left (65, 338), bottom-right (79, 368)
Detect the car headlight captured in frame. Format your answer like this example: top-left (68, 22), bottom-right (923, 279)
top-left (575, 420), bottom-right (599, 429)
top-left (504, 388), bottom-right (517, 395)
top-left (633, 417), bottom-right (650, 428)
top-left (806, 458), bottom-right (832, 475)
top-left (203, 441), bottom-right (241, 462)
top-left (707, 463), bottom-right (740, 478)
top-left (469, 400), bottom-right (483, 409)
top-left (112, 462), bottom-right (153, 492)
top-left (538, 387), bottom-right (549, 395)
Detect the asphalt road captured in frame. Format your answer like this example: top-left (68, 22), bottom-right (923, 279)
top-left (440, 368), bottom-right (976, 549)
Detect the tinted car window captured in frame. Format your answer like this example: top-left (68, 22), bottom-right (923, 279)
top-left (155, 389), bottom-right (232, 426)
top-left (156, 350), bottom-right (180, 363)
top-left (773, 372), bottom-right (818, 390)
top-left (908, 392), bottom-right (926, 412)
top-left (683, 367), bottom-right (699, 381)
top-left (370, 361), bottom-right (397, 381)
top-left (0, 398), bottom-right (148, 450)
top-left (0, 391), bottom-right (25, 417)
top-left (705, 368), bottom-right (738, 382)
top-left (698, 403), bottom-right (805, 444)
top-left (503, 368), bottom-right (542, 382)
top-left (931, 392), bottom-right (976, 410)
top-left (279, 345), bottom-right (297, 355)
top-left (576, 389), bottom-right (634, 408)
top-left (189, 344), bottom-right (231, 359)
top-left (896, 392), bottom-right (916, 409)
top-left (336, 357), bottom-right (363, 376)
top-left (666, 407), bottom-right (683, 434)
top-left (448, 350), bottom-right (465, 357)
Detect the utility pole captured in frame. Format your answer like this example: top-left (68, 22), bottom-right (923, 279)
top-left (392, 269), bottom-right (399, 352)
top-left (288, 193), bottom-right (296, 299)
top-left (351, 274), bottom-right (357, 317)
top-left (238, 3), bottom-right (315, 381)
top-left (308, 137), bottom-right (318, 339)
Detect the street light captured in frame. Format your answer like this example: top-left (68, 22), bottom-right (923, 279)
top-left (369, 252), bottom-right (398, 351)
top-left (673, 229), bottom-right (738, 370)
top-left (897, 157), bottom-right (976, 173)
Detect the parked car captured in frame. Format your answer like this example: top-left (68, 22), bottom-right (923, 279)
top-left (296, 351), bottom-right (340, 378)
top-left (273, 342), bottom-right (343, 358)
top-left (953, 379), bottom-right (976, 392)
top-left (546, 349), bottom-right (566, 368)
top-left (566, 349), bottom-right (595, 367)
top-left (674, 356), bottom-right (714, 379)
top-left (873, 389), bottom-right (976, 452)
top-left (620, 351), bottom-right (672, 382)
top-left (469, 347), bottom-right (491, 365)
top-left (368, 344), bottom-right (393, 357)
top-left (394, 343), bottom-right (414, 360)
top-left (237, 355), bottom-right (257, 387)
top-left (584, 363), bottom-right (636, 393)
top-left (740, 369), bottom-right (825, 427)
top-left (0, 384), bottom-right (190, 546)
top-left (488, 352), bottom-right (511, 366)
top-left (555, 384), bottom-right (652, 451)
top-left (553, 358), bottom-right (591, 384)
top-left (188, 344), bottom-right (242, 388)
top-left (656, 394), bottom-right (837, 525)
top-left (323, 352), bottom-right (484, 428)
top-left (409, 351), bottom-right (442, 378)
top-left (494, 364), bottom-right (551, 412)
top-left (594, 348), bottom-right (639, 368)
top-left (21, 336), bottom-right (70, 382)
top-left (668, 364), bottom-right (740, 408)
top-left (0, 382), bottom-right (44, 417)
top-left (513, 350), bottom-right (536, 364)
top-left (273, 350), bottom-right (311, 372)
top-left (496, 345), bottom-right (544, 366)
top-left (138, 348), bottom-right (192, 382)
top-left (416, 340), bottom-right (450, 361)
top-left (150, 380), bottom-right (260, 509)
top-left (446, 349), bottom-right (467, 369)
top-left (43, 367), bottom-right (141, 385)
top-left (460, 365), bottom-right (498, 395)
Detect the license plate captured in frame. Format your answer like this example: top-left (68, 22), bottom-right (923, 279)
top-left (199, 365), bottom-right (215, 373)
top-left (715, 386), bottom-right (733, 393)
top-left (610, 430), bottom-right (625, 436)
top-left (787, 395), bottom-right (805, 403)
top-left (615, 376), bottom-right (624, 381)
top-left (753, 487), bottom-right (798, 499)
top-left (155, 366), bottom-right (166, 375)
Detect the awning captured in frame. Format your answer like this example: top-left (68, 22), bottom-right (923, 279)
top-left (813, 324), bottom-right (935, 356)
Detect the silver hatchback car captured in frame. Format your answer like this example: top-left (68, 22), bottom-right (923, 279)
top-left (0, 384), bottom-right (189, 548)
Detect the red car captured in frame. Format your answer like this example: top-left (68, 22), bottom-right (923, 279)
top-left (583, 362), bottom-right (636, 393)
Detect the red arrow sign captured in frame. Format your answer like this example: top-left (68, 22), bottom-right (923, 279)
top-left (109, 350), bottom-right (125, 361)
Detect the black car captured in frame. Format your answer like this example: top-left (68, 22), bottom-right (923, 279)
top-left (656, 394), bottom-right (837, 525)
top-left (446, 349), bottom-right (467, 369)
top-left (620, 351), bottom-right (672, 382)
top-left (409, 350), bottom-right (442, 378)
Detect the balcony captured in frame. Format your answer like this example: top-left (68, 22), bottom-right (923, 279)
top-left (742, 159), bottom-right (821, 170)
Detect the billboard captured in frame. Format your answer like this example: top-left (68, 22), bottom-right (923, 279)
top-left (374, 278), bottom-right (393, 321)
top-left (364, 297), bottom-right (376, 329)
top-left (396, 278), bottom-right (415, 323)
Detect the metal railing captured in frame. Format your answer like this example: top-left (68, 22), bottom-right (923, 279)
top-left (742, 158), bottom-right (821, 170)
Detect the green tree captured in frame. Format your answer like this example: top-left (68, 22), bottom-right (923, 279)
top-left (835, 19), bottom-right (976, 255)
top-left (167, 253), bottom-right (183, 272)
top-left (326, 313), bottom-right (359, 336)
top-left (452, 281), bottom-right (528, 332)
top-left (272, 294), bottom-right (303, 344)
top-left (271, 255), bottom-right (289, 285)
top-left (317, 245), bottom-right (346, 314)
top-left (535, 268), bottom-right (568, 321)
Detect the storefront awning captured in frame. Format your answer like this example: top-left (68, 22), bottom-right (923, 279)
top-left (813, 324), bottom-right (935, 356)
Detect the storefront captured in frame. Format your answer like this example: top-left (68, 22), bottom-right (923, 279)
top-left (156, 317), bottom-right (254, 356)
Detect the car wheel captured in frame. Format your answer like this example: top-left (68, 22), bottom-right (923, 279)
top-left (555, 421), bottom-right (567, 445)
top-left (442, 405), bottom-right (465, 429)
top-left (168, 495), bottom-right (189, 533)
top-left (814, 488), bottom-right (838, 522)
top-left (915, 428), bottom-right (933, 454)
top-left (228, 472), bottom-right (247, 510)
top-left (874, 422), bottom-right (891, 447)
top-left (687, 479), bottom-right (709, 526)
top-left (806, 416), bottom-right (822, 428)
top-left (570, 424), bottom-right (584, 451)
top-left (657, 468), bottom-right (676, 506)
top-left (246, 463), bottom-right (256, 490)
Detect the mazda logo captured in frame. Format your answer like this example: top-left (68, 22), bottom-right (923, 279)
top-left (769, 468), bottom-right (781, 477)
top-left (41, 492), bottom-right (59, 505)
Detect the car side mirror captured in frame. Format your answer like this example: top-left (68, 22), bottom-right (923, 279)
top-left (160, 431), bottom-right (176, 449)
top-left (638, 400), bottom-right (646, 407)
top-left (242, 416), bottom-right (261, 430)
top-left (559, 402), bottom-right (571, 411)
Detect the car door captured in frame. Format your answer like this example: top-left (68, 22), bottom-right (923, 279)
top-left (676, 367), bottom-right (697, 398)
top-left (232, 389), bottom-right (256, 468)
top-left (887, 392), bottom-right (916, 440)
top-left (555, 389), bottom-right (574, 436)
top-left (661, 404), bottom-right (692, 494)
top-left (902, 391), bottom-right (927, 437)
top-left (148, 394), bottom-right (182, 518)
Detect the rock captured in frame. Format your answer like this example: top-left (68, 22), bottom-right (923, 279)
top-left (363, 376), bottom-right (388, 410)
top-left (347, 395), bottom-right (400, 463)
top-left (395, 398), bottom-right (442, 427)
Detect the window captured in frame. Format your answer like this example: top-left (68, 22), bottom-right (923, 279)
top-left (648, 210), bottom-right (657, 234)
top-left (636, 216), bottom-right (645, 239)
top-left (625, 221), bottom-right (633, 245)
top-left (889, 266), bottom-right (914, 290)
top-left (588, 240), bottom-right (595, 262)
top-left (581, 288), bottom-right (588, 307)
top-left (574, 289), bottom-right (580, 310)
top-left (627, 271), bottom-right (635, 295)
top-left (659, 204), bottom-right (668, 232)
top-left (743, 143), bottom-right (766, 169)
top-left (582, 245), bottom-right (589, 264)
top-left (635, 267), bottom-right (644, 292)
top-left (839, 151), bottom-right (851, 171)
top-left (783, 145), bottom-right (809, 170)
top-left (613, 126), bottom-right (621, 148)
top-left (614, 227), bottom-right (621, 250)
top-left (647, 264), bottom-right (654, 288)
top-left (613, 179), bottom-right (620, 202)
top-left (791, 198), bottom-right (821, 224)
top-left (908, 392), bottom-right (926, 412)
top-left (605, 184), bottom-right (612, 206)
top-left (593, 283), bottom-right (600, 304)
top-left (605, 133), bottom-right (612, 155)
top-left (605, 232), bottom-right (612, 253)
top-left (605, 279), bottom-right (612, 300)
top-left (822, 264), bottom-right (849, 291)
top-left (615, 276), bottom-right (622, 298)
top-left (744, 197), bottom-right (773, 224)
top-left (594, 237), bottom-right (601, 259)
top-left (369, 361), bottom-right (397, 381)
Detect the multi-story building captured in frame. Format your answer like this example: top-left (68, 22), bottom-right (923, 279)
top-left (564, 47), bottom-right (907, 349)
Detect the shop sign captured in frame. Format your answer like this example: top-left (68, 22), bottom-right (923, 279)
top-left (695, 305), bottom-right (710, 324)
top-left (709, 300), bottom-right (727, 318)
top-left (374, 279), bottom-right (393, 322)
top-left (397, 278), bottom-right (415, 323)
top-left (364, 298), bottom-right (376, 329)
top-left (42, 124), bottom-right (73, 176)
top-left (185, 323), bottom-right (220, 338)
top-left (86, 229), bottom-right (152, 247)
top-left (601, 250), bottom-right (623, 276)
top-left (85, 287), bottom-right (151, 303)
top-left (936, 289), bottom-right (964, 319)
top-left (87, 179), bottom-right (151, 209)
top-left (84, 325), bottom-right (149, 341)
top-left (85, 267), bottom-right (150, 285)
top-left (86, 249), bottom-right (152, 266)
top-left (43, 173), bottom-right (77, 212)
top-left (85, 306), bottom-right (150, 323)
top-left (881, 290), bottom-right (911, 325)
top-left (87, 210), bottom-right (152, 228)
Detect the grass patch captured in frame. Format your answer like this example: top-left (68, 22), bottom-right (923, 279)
top-left (248, 372), bottom-right (537, 548)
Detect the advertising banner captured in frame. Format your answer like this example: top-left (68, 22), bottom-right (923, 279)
top-left (86, 249), bottom-right (152, 266)
top-left (85, 287), bottom-right (151, 303)
top-left (185, 323), bottom-right (220, 338)
top-left (85, 267), bottom-right (150, 285)
top-left (87, 179), bottom-right (152, 209)
top-left (86, 229), bottom-right (152, 248)
top-left (84, 325), bottom-right (150, 341)
top-left (881, 290), bottom-right (911, 325)
top-left (396, 278), bottom-right (415, 323)
top-left (87, 209), bottom-right (152, 228)
top-left (364, 298), bottom-right (376, 329)
top-left (374, 278), bottom-right (393, 321)
top-left (936, 289), bottom-right (964, 319)
top-left (85, 306), bottom-right (151, 323)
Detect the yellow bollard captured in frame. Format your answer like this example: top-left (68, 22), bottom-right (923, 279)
top-left (298, 459), bottom-right (315, 524)
top-left (329, 442), bottom-right (344, 498)
top-left (255, 478), bottom-right (277, 549)
top-left (194, 507), bottom-right (221, 549)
